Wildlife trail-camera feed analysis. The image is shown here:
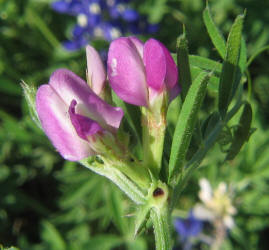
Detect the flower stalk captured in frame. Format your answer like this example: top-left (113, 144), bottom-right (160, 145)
top-left (141, 100), bottom-right (167, 176)
top-left (148, 181), bottom-right (171, 250)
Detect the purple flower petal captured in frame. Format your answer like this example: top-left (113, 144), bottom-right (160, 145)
top-left (36, 85), bottom-right (94, 161)
top-left (63, 37), bottom-right (88, 51)
top-left (160, 42), bottom-right (178, 90)
top-left (169, 84), bottom-right (181, 102)
top-left (51, 0), bottom-right (70, 13)
top-left (143, 39), bottom-right (166, 92)
top-left (129, 36), bottom-right (144, 58)
top-left (122, 9), bottom-right (139, 21)
top-left (86, 45), bottom-right (106, 95)
top-left (49, 69), bottom-right (123, 131)
top-left (174, 212), bottom-right (203, 240)
top-left (51, 0), bottom-right (82, 15)
top-left (69, 99), bottom-right (103, 140)
top-left (107, 37), bottom-right (148, 106)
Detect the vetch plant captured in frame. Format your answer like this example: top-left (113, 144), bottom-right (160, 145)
top-left (22, 5), bottom-right (254, 250)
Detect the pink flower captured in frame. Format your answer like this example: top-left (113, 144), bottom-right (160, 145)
top-left (36, 69), bottom-right (123, 161)
top-left (107, 37), bottom-right (179, 107)
top-left (86, 45), bottom-right (106, 96)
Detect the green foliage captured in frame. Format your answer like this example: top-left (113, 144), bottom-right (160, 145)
top-left (218, 13), bottom-right (245, 118)
top-left (176, 32), bottom-right (192, 101)
top-left (203, 4), bottom-right (226, 59)
top-left (168, 71), bottom-right (211, 186)
top-left (1, 0), bottom-right (269, 249)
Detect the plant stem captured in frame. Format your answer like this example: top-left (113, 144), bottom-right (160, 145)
top-left (80, 159), bottom-right (146, 204)
top-left (211, 220), bottom-right (226, 250)
top-left (151, 205), bottom-right (172, 250)
top-left (142, 107), bottom-right (166, 177)
top-left (105, 157), bottom-right (151, 190)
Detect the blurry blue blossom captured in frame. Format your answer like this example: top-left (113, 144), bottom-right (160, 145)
top-left (52, 0), bottom-right (158, 50)
top-left (174, 212), bottom-right (203, 240)
top-left (174, 211), bottom-right (203, 250)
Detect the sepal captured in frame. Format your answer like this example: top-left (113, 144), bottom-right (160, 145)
top-left (20, 81), bottom-right (42, 129)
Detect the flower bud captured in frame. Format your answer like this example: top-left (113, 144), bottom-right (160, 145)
top-left (107, 36), bottom-right (180, 107)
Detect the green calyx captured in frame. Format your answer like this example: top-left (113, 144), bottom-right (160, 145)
top-left (142, 92), bottom-right (168, 177)
top-left (147, 180), bottom-right (169, 210)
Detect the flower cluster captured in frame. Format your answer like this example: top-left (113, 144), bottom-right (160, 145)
top-left (52, 0), bottom-right (158, 50)
top-left (35, 36), bottom-right (178, 166)
top-left (193, 178), bottom-right (237, 229)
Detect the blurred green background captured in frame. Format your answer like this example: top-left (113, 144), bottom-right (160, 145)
top-left (0, 0), bottom-right (269, 249)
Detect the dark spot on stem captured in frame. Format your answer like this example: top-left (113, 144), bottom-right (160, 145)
top-left (153, 187), bottom-right (164, 197)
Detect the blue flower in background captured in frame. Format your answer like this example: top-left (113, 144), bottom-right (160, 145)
top-left (174, 211), bottom-right (203, 250)
top-left (174, 211), bottom-right (203, 240)
top-left (52, 0), bottom-right (158, 50)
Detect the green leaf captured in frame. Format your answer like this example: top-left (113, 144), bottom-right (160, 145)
top-left (59, 177), bottom-right (99, 208)
top-left (0, 246), bottom-right (19, 250)
top-left (187, 55), bottom-right (221, 93)
top-left (226, 102), bottom-right (252, 160)
top-left (176, 33), bottom-right (192, 101)
top-left (126, 238), bottom-right (147, 250)
top-left (85, 235), bottom-right (123, 250)
top-left (0, 77), bottom-right (21, 96)
top-left (189, 55), bottom-right (222, 74)
top-left (239, 38), bottom-right (247, 73)
top-left (20, 81), bottom-right (42, 129)
top-left (107, 188), bottom-right (127, 235)
top-left (190, 66), bottom-right (219, 93)
top-left (41, 220), bottom-right (66, 250)
top-left (147, 0), bottom-right (166, 23)
top-left (201, 112), bottom-right (220, 139)
top-left (203, 4), bottom-right (226, 59)
top-left (134, 204), bottom-right (151, 237)
top-left (218, 13), bottom-right (245, 118)
top-left (168, 71), bottom-right (210, 186)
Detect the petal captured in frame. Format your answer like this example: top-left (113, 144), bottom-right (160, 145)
top-left (107, 37), bottom-right (148, 106)
top-left (49, 69), bottom-right (93, 108)
top-left (49, 69), bottom-right (123, 131)
top-left (129, 36), bottom-right (144, 58)
top-left (86, 45), bottom-right (106, 95)
top-left (223, 215), bottom-right (235, 229)
top-left (160, 41), bottom-right (178, 90)
top-left (122, 9), bottom-right (139, 21)
top-left (51, 0), bottom-right (70, 13)
top-left (69, 99), bottom-right (103, 140)
top-left (143, 39), bottom-right (166, 92)
top-left (174, 218), bottom-right (189, 238)
top-left (87, 94), bottom-right (124, 131)
top-left (36, 85), bottom-right (94, 161)
top-left (193, 204), bottom-right (215, 221)
top-left (199, 178), bottom-right (213, 204)
top-left (169, 84), bottom-right (181, 102)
